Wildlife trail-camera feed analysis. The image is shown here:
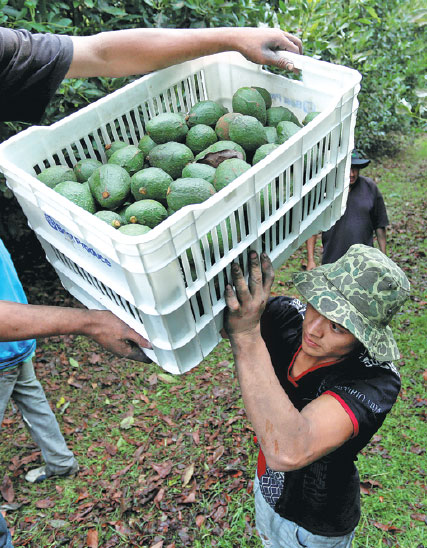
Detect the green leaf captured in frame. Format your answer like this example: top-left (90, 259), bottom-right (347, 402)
top-left (69, 357), bottom-right (79, 368)
top-left (158, 373), bottom-right (178, 384)
top-left (120, 416), bottom-right (135, 430)
top-left (365, 6), bottom-right (380, 22)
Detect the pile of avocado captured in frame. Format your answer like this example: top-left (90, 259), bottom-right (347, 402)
top-left (36, 87), bottom-right (319, 237)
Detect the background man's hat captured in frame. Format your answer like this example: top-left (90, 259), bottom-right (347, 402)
top-left (351, 149), bottom-right (370, 168)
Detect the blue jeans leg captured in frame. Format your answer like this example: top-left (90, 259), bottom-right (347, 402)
top-left (0, 513), bottom-right (14, 548)
top-left (254, 475), bottom-right (355, 548)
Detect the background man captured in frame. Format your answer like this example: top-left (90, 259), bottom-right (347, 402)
top-left (306, 150), bottom-right (389, 269)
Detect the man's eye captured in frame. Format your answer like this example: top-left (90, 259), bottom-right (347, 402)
top-left (331, 322), bottom-right (342, 333)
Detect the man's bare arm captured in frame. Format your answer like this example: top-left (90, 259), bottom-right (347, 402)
top-left (66, 27), bottom-right (302, 78)
top-left (376, 227), bottom-right (387, 255)
top-left (306, 234), bottom-right (318, 271)
top-left (0, 301), bottom-right (152, 363)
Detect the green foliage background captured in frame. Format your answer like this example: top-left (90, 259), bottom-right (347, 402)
top-left (0, 0), bottom-right (426, 155)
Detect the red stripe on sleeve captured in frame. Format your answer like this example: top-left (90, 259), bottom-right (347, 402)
top-left (257, 447), bottom-right (267, 478)
top-left (324, 390), bottom-right (359, 438)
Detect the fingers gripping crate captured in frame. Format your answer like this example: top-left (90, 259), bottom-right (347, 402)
top-left (0, 52), bottom-right (361, 374)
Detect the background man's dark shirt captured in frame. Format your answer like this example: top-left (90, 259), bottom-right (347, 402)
top-left (321, 175), bottom-right (389, 264)
top-left (0, 27), bottom-right (73, 123)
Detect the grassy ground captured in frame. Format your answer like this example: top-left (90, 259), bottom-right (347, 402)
top-left (0, 136), bottom-right (426, 548)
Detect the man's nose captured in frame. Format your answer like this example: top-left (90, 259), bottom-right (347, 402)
top-left (308, 316), bottom-right (325, 337)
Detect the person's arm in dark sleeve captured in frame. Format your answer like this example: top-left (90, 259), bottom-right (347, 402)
top-left (372, 186), bottom-right (389, 255)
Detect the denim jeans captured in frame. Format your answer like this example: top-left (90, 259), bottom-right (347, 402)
top-left (0, 359), bottom-right (76, 475)
top-left (0, 513), bottom-right (13, 548)
top-left (254, 476), bottom-right (355, 548)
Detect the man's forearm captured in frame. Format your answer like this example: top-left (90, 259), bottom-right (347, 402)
top-left (0, 301), bottom-right (98, 342)
top-left (230, 330), bottom-right (311, 471)
top-left (376, 227), bottom-right (387, 254)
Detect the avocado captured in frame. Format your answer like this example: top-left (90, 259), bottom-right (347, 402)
top-left (138, 134), bottom-right (157, 157)
top-left (118, 224), bottom-right (152, 236)
top-left (213, 158), bottom-right (251, 191)
top-left (130, 167), bottom-right (173, 203)
top-left (105, 141), bottom-right (128, 159)
top-left (266, 106), bottom-right (301, 128)
top-left (182, 163), bottom-right (216, 184)
top-left (228, 115), bottom-right (268, 152)
top-left (88, 164), bottom-right (131, 210)
top-left (146, 112), bottom-right (189, 144)
top-left (253, 87), bottom-right (272, 109)
top-left (252, 143), bottom-right (280, 165)
top-left (108, 145), bottom-right (145, 175)
top-left (147, 142), bottom-right (194, 179)
top-left (302, 111), bottom-right (320, 125)
top-left (94, 210), bottom-right (123, 228)
top-left (276, 121), bottom-right (301, 144)
top-left (186, 101), bottom-right (227, 128)
top-left (166, 178), bottom-right (216, 211)
top-left (73, 158), bottom-right (102, 183)
top-left (54, 181), bottom-right (96, 213)
top-left (37, 165), bottom-right (77, 188)
top-left (232, 87), bottom-right (267, 125)
top-left (265, 126), bottom-right (279, 144)
top-left (185, 124), bottom-right (217, 154)
top-left (124, 200), bottom-right (168, 228)
top-left (195, 140), bottom-right (246, 163)
top-left (215, 112), bottom-right (243, 141)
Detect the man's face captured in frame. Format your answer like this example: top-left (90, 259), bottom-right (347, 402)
top-left (349, 166), bottom-right (360, 186)
top-left (301, 304), bottom-right (358, 361)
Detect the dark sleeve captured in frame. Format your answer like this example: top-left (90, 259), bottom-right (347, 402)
top-left (324, 359), bottom-right (400, 442)
top-left (0, 27), bottom-right (73, 123)
top-left (371, 185), bottom-right (389, 229)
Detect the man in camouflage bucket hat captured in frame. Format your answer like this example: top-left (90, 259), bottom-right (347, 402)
top-left (224, 245), bottom-right (410, 547)
top-left (293, 244), bottom-right (410, 361)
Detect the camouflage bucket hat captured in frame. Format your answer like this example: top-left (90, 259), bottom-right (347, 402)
top-left (293, 244), bottom-right (410, 361)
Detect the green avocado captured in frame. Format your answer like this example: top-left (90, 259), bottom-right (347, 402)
top-left (302, 111), bottom-right (320, 125)
top-left (166, 178), bottom-right (216, 212)
top-left (105, 141), bottom-right (128, 159)
top-left (108, 145), bottom-right (145, 175)
top-left (182, 163), bottom-right (216, 184)
top-left (146, 112), bottom-right (189, 144)
top-left (232, 87), bottom-right (267, 125)
top-left (37, 165), bottom-right (77, 188)
top-left (252, 143), bottom-right (280, 165)
top-left (266, 106), bottom-right (301, 128)
top-left (228, 115), bottom-right (268, 152)
top-left (54, 181), bottom-right (96, 213)
top-left (130, 167), bottom-right (173, 203)
top-left (186, 101), bottom-right (227, 128)
top-left (74, 158), bottom-right (102, 183)
top-left (94, 210), bottom-right (123, 228)
top-left (253, 87), bottom-right (272, 109)
top-left (213, 158), bottom-right (251, 191)
top-left (124, 200), bottom-right (168, 228)
top-left (147, 142), bottom-right (194, 179)
top-left (276, 121), bottom-right (301, 144)
top-left (185, 124), bottom-right (217, 154)
top-left (88, 164), bottom-right (131, 210)
top-left (214, 112), bottom-right (243, 141)
top-left (264, 126), bottom-right (279, 144)
top-left (138, 134), bottom-right (157, 157)
top-left (118, 224), bottom-right (152, 236)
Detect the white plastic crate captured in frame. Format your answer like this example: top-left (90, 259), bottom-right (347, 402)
top-left (0, 51), bottom-right (361, 374)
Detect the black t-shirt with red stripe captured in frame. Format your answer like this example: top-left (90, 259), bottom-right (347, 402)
top-left (258, 296), bottom-right (401, 537)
